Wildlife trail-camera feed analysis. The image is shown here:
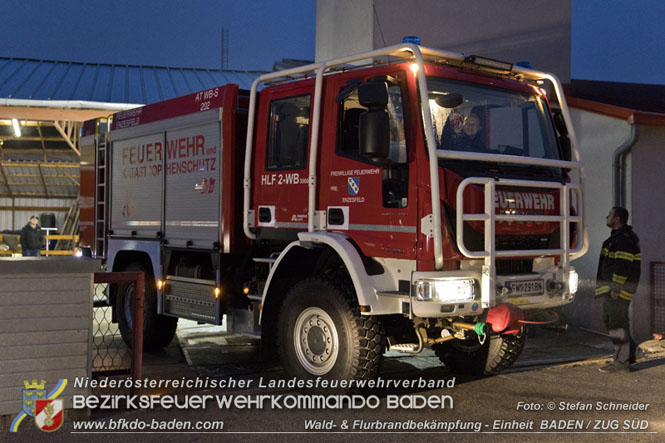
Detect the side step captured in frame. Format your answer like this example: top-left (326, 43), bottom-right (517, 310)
top-left (376, 290), bottom-right (409, 298)
top-left (162, 276), bottom-right (220, 324)
top-left (390, 343), bottom-right (420, 353)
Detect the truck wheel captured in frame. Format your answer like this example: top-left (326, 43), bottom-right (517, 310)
top-left (116, 263), bottom-right (178, 351)
top-left (433, 330), bottom-right (526, 376)
top-left (277, 278), bottom-right (384, 382)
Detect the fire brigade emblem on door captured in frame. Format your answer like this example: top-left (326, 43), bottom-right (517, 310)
top-left (347, 177), bottom-right (360, 196)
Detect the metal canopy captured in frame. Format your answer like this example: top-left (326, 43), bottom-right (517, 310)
top-left (0, 56), bottom-right (266, 200)
top-left (0, 56), bottom-right (263, 104)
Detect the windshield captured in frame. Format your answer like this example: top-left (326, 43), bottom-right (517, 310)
top-left (427, 77), bottom-right (559, 160)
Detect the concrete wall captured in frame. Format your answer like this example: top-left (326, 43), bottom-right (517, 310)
top-left (0, 258), bottom-right (99, 420)
top-left (630, 125), bottom-right (665, 339)
top-left (566, 109), bottom-right (661, 340)
top-left (316, 0), bottom-right (374, 61)
top-left (565, 108), bottom-right (632, 331)
top-left (316, 0), bottom-right (571, 82)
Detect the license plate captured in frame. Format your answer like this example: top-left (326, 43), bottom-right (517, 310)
top-left (506, 279), bottom-right (544, 296)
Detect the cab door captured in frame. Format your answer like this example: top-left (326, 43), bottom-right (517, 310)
top-left (252, 83), bottom-right (314, 239)
top-left (320, 72), bottom-right (417, 260)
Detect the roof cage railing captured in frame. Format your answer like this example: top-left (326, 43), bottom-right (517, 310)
top-left (242, 43), bottom-right (586, 271)
top-left (437, 150), bottom-right (583, 169)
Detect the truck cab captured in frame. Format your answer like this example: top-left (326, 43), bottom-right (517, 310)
top-left (243, 45), bottom-right (586, 377)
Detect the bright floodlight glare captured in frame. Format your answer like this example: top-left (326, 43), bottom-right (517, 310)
top-left (569, 270), bottom-right (579, 294)
top-left (12, 119), bottom-right (21, 137)
top-left (416, 278), bottom-right (475, 303)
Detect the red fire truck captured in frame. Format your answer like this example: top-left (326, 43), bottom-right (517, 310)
top-left (79, 43), bottom-right (587, 379)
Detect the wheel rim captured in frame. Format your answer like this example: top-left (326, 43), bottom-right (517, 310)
top-left (123, 287), bottom-right (133, 330)
top-left (293, 307), bottom-right (339, 375)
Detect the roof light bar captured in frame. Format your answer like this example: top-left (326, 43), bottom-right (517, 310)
top-left (464, 55), bottom-right (513, 72)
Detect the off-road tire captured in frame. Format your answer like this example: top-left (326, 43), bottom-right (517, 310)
top-left (116, 263), bottom-right (178, 351)
top-left (433, 330), bottom-right (527, 376)
top-left (277, 278), bottom-right (385, 383)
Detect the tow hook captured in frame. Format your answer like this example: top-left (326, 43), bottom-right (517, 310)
top-left (452, 321), bottom-right (489, 336)
top-left (450, 321), bottom-right (489, 345)
top-left (547, 280), bottom-right (564, 296)
top-left (497, 283), bottom-right (510, 297)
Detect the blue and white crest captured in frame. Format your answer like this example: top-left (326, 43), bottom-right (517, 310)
top-left (22, 385), bottom-right (46, 416)
top-left (347, 177), bottom-right (360, 196)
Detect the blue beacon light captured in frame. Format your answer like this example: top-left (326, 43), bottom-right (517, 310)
top-left (402, 36), bottom-right (421, 45)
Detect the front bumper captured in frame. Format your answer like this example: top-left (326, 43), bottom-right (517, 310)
top-left (411, 265), bottom-right (577, 318)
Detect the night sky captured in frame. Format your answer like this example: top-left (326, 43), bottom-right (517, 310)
top-left (2, 0), bottom-right (316, 71)
top-left (2, 0), bottom-right (663, 85)
top-left (572, 0), bottom-right (665, 85)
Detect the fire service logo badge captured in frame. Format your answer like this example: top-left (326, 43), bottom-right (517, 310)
top-left (34, 398), bottom-right (64, 432)
top-left (347, 177), bottom-right (360, 196)
top-left (11, 379), bottom-right (67, 433)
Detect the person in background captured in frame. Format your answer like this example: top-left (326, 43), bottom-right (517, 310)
top-left (595, 207), bottom-right (641, 372)
top-left (20, 215), bottom-right (44, 257)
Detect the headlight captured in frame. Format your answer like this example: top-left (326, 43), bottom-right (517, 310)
top-left (416, 279), bottom-right (476, 303)
top-left (569, 270), bottom-right (579, 294)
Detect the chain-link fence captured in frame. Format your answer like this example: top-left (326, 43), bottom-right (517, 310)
top-left (91, 272), bottom-right (144, 398)
top-left (92, 283), bottom-right (131, 376)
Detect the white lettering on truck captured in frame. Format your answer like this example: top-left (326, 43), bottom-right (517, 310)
top-left (495, 190), bottom-right (554, 211)
top-left (260, 173), bottom-right (306, 186)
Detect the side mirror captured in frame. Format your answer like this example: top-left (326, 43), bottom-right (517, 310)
top-left (359, 109), bottom-right (390, 162)
top-left (552, 109), bottom-right (571, 163)
top-left (434, 93), bottom-right (463, 108)
top-left (553, 110), bottom-right (568, 136)
top-left (357, 82), bottom-right (390, 162)
top-left (559, 135), bottom-right (572, 162)
top-left (358, 82), bottom-right (389, 108)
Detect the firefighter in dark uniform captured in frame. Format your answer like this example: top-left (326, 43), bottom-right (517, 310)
top-left (595, 207), bottom-right (641, 372)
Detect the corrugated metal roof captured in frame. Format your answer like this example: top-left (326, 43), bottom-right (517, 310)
top-left (0, 57), bottom-right (265, 105)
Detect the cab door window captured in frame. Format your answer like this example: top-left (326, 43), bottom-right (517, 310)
top-left (266, 95), bottom-right (311, 170)
top-left (337, 83), bottom-right (408, 208)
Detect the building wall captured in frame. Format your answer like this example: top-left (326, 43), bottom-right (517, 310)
top-left (315, 0), bottom-right (374, 61)
top-left (316, 0), bottom-right (572, 82)
top-left (566, 108), bottom-right (632, 331)
top-left (630, 125), bottom-right (665, 339)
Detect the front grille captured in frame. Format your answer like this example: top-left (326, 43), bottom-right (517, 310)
top-left (496, 259), bottom-right (533, 275)
top-left (464, 228), bottom-right (552, 251)
top-left (460, 216), bottom-right (556, 252)
top-left (496, 235), bottom-right (551, 251)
